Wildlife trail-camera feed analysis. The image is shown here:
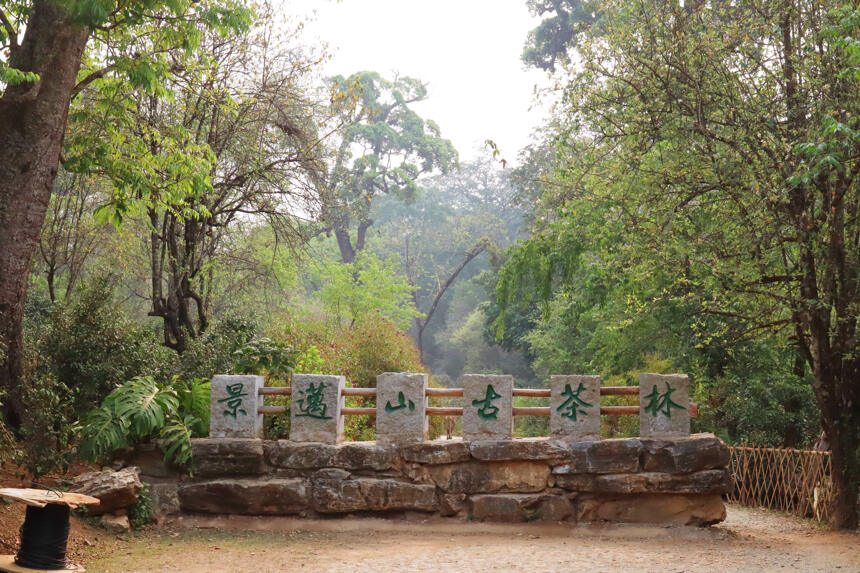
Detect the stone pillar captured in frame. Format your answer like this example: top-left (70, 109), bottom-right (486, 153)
top-left (290, 374), bottom-right (345, 444)
top-left (376, 372), bottom-right (428, 446)
top-left (209, 375), bottom-right (264, 438)
top-left (461, 374), bottom-right (513, 441)
top-left (639, 373), bottom-right (690, 438)
top-left (550, 375), bottom-right (601, 440)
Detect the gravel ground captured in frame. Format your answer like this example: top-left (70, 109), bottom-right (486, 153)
top-left (80, 505), bottom-right (860, 573)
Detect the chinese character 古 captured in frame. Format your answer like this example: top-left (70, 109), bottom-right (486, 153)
top-left (472, 384), bottom-right (502, 420)
top-left (557, 382), bottom-right (593, 422)
top-left (295, 382), bottom-right (333, 419)
top-left (643, 382), bottom-right (685, 418)
top-left (218, 383), bottom-right (249, 418)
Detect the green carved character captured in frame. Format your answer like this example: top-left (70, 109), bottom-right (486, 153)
top-left (295, 382), bottom-right (333, 419)
top-left (218, 382), bottom-right (249, 418)
top-left (557, 382), bottom-right (592, 422)
top-left (643, 382), bottom-right (684, 418)
top-left (384, 391), bottom-right (415, 413)
top-left (472, 384), bottom-right (502, 420)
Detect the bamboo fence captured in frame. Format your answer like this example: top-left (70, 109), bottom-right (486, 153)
top-left (728, 445), bottom-right (834, 522)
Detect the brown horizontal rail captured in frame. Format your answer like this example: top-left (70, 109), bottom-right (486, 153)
top-left (426, 407), bottom-right (463, 416)
top-left (342, 407), bottom-right (376, 416)
top-left (259, 405), bottom-right (286, 414)
top-left (261, 385), bottom-right (641, 398)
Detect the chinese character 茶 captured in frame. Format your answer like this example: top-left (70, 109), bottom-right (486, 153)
top-left (556, 382), bottom-right (593, 422)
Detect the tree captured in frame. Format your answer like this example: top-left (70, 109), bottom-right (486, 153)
top-left (320, 72), bottom-right (458, 263)
top-left (504, 0), bottom-right (859, 527)
top-left (0, 0), bottom-right (251, 426)
top-left (521, 0), bottom-right (597, 71)
top-left (68, 12), bottom-right (324, 352)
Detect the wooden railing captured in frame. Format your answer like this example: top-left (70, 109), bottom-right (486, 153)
top-left (257, 385), bottom-right (697, 417)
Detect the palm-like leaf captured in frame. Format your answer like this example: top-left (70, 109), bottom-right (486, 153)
top-left (109, 377), bottom-right (179, 440)
top-left (160, 414), bottom-right (197, 467)
top-left (77, 406), bottom-right (127, 462)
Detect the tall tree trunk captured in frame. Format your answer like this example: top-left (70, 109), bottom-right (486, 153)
top-left (0, 2), bottom-right (89, 428)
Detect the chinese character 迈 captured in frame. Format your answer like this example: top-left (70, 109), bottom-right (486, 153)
top-left (295, 382), bottom-right (333, 419)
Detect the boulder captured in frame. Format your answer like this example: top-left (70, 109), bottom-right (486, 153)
top-left (575, 493), bottom-right (726, 526)
top-left (400, 440), bottom-right (471, 465)
top-left (331, 443), bottom-right (396, 471)
top-left (640, 433), bottom-right (730, 473)
top-left (553, 438), bottom-right (642, 474)
top-left (178, 478), bottom-right (309, 514)
top-left (555, 470), bottom-right (731, 495)
top-left (470, 493), bottom-right (573, 522)
top-left (265, 441), bottom-right (336, 469)
top-left (71, 467), bottom-right (142, 515)
top-left (438, 493), bottom-right (468, 517)
top-left (191, 438), bottom-right (266, 478)
top-left (469, 438), bottom-right (568, 461)
top-left (149, 482), bottom-right (180, 516)
top-left (311, 478), bottom-right (437, 513)
top-left (410, 460), bottom-right (550, 493)
top-left (99, 512), bottom-right (130, 533)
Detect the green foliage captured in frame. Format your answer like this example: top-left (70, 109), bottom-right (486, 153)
top-left (77, 376), bottom-right (211, 467)
top-left (128, 482), bottom-right (153, 530)
top-left (268, 313), bottom-right (425, 441)
top-left (311, 252), bottom-right (421, 330)
top-left (234, 338), bottom-right (295, 381)
top-left (16, 370), bottom-right (77, 477)
top-left (25, 277), bottom-right (173, 415)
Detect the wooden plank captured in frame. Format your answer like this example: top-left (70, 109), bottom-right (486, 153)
top-left (513, 389), bottom-right (550, 397)
top-left (425, 388), bottom-right (463, 397)
top-left (600, 406), bottom-right (640, 415)
top-left (342, 387), bottom-right (377, 397)
top-left (600, 386), bottom-right (639, 396)
top-left (0, 488), bottom-right (100, 508)
top-left (426, 407), bottom-right (463, 416)
top-left (259, 387), bottom-right (290, 396)
top-left (513, 407), bottom-right (550, 416)
top-left (342, 407), bottom-right (376, 416)
top-left (259, 405), bottom-right (286, 414)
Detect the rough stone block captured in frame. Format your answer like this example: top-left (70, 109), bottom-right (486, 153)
top-left (178, 478), bottom-right (309, 514)
top-left (411, 460), bottom-right (550, 493)
top-left (400, 440), bottom-right (471, 465)
top-left (639, 373), bottom-right (690, 438)
top-left (640, 433), bottom-right (730, 473)
top-left (71, 467), bottom-right (142, 515)
top-left (210, 375), bottom-right (264, 438)
top-left (469, 438), bottom-right (568, 461)
top-left (553, 438), bottom-right (642, 474)
top-left (331, 442), bottom-right (397, 470)
top-left (550, 375), bottom-right (600, 440)
top-left (290, 374), bottom-right (345, 444)
top-left (470, 494), bottom-right (528, 522)
top-left (575, 493), bottom-right (726, 526)
top-left (149, 482), bottom-right (180, 516)
top-left (191, 438), bottom-right (265, 478)
top-left (310, 478), bottom-right (436, 513)
top-left (376, 372), bottom-right (428, 446)
top-left (461, 374), bottom-right (513, 441)
top-left (439, 493), bottom-right (468, 517)
top-left (265, 440), bottom-right (336, 469)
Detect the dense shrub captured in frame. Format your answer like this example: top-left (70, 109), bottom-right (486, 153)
top-left (269, 313), bottom-right (426, 440)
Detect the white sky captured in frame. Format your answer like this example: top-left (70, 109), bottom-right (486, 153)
top-left (282, 0), bottom-right (551, 165)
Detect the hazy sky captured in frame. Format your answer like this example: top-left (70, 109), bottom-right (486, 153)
top-left (283, 0), bottom-right (551, 165)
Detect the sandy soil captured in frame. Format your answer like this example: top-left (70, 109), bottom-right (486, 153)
top-left (66, 506), bottom-right (860, 573)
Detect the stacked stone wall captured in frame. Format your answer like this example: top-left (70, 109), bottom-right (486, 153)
top-left (173, 434), bottom-right (731, 525)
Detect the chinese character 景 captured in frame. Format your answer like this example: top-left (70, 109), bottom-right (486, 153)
top-left (557, 382), bottom-right (592, 422)
top-left (384, 391), bottom-right (415, 413)
top-left (643, 382), bottom-right (684, 418)
top-left (296, 382), bottom-right (333, 419)
top-left (218, 383), bottom-right (249, 418)
top-left (472, 384), bottom-right (502, 420)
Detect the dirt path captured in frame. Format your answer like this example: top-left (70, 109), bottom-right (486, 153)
top-left (81, 506), bottom-right (859, 572)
